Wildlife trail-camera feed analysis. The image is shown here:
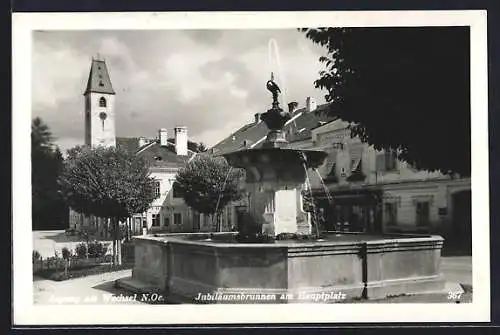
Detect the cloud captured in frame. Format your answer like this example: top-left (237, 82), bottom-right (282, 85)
top-left (32, 29), bottom-right (328, 150)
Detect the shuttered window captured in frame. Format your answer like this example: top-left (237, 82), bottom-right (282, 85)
top-left (350, 145), bottom-right (363, 174)
top-left (324, 149), bottom-right (338, 180)
top-left (351, 158), bottom-right (362, 173)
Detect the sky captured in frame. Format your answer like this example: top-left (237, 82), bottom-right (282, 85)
top-left (32, 29), bottom-right (328, 153)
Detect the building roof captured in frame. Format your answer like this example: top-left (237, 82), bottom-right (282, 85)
top-left (116, 137), bottom-right (197, 168)
top-left (287, 103), bottom-right (335, 143)
top-left (210, 103), bottom-right (335, 155)
top-left (84, 59), bottom-right (116, 95)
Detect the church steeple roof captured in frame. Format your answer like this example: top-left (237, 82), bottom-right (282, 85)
top-left (84, 57), bottom-right (116, 95)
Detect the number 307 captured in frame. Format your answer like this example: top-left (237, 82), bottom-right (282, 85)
top-left (448, 292), bottom-right (463, 300)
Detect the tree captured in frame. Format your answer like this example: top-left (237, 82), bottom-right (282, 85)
top-left (31, 117), bottom-right (67, 230)
top-left (58, 145), bottom-right (158, 265)
top-left (175, 154), bottom-right (244, 231)
top-left (300, 27), bottom-right (470, 176)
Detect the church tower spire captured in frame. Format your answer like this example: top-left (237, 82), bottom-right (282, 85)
top-left (83, 57), bottom-right (116, 147)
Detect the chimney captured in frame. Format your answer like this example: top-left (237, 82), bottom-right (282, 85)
top-left (254, 113), bottom-right (260, 124)
top-left (288, 101), bottom-right (299, 114)
top-left (158, 128), bottom-right (168, 146)
top-left (138, 136), bottom-right (148, 148)
top-left (305, 97), bottom-right (317, 112)
top-left (174, 126), bottom-right (188, 156)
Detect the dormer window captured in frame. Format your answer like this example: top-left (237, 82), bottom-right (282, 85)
top-left (154, 181), bottom-right (161, 197)
top-left (99, 97), bottom-right (107, 107)
top-left (99, 81), bottom-right (104, 87)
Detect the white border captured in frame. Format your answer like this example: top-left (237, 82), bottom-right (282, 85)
top-left (12, 10), bottom-right (490, 325)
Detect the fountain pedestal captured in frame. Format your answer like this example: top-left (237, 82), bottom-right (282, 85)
top-left (247, 177), bottom-right (311, 236)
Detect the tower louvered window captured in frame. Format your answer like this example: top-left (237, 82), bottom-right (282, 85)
top-left (99, 97), bottom-right (107, 107)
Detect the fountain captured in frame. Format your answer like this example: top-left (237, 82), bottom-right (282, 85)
top-left (221, 72), bottom-right (327, 239)
top-left (119, 70), bottom-right (446, 304)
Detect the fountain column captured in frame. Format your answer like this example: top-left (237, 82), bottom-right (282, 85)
top-left (223, 73), bottom-right (327, 236)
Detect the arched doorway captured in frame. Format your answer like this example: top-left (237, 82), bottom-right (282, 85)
top-left (451, 190), bottom-right (472, 253)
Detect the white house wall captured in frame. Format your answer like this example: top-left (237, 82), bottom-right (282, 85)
top-left (146, 169), bottom-right (194, 233)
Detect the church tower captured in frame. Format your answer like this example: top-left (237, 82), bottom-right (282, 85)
top-left (83, 57), bottom-right (116, 147)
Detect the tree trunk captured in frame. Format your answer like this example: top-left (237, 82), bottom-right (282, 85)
top-left (112, 217), bottom-right (122, 266)
top-left (126, 218), bottom-right (131, 242)
top-left (111, 218), bottom-right (116, 266)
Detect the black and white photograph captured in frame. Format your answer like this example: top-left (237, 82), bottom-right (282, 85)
top-left (12, 11), bottom-right (489, 325)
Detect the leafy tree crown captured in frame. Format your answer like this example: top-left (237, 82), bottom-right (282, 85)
top-left (59, 145), bottom-right (158, 221)
top-left (175, 154), bottom-right (244, 215)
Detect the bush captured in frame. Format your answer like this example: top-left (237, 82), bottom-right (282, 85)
top-left (88, 241), bottom-right (107, 258)
top-left (32, 250), bottom-right (41, 262)
top-left (61, 247), bottom-right (71, 260)
top-left (75, 243), bottom-right (88, 258)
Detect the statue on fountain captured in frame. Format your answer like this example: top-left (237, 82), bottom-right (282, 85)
top-left (260, 73), bottom-right (292, 148)
top-left (266, 72), bottom-right (281, 105)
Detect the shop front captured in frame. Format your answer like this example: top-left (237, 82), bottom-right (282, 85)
top-left (311, 188), bottom-right (383, 233)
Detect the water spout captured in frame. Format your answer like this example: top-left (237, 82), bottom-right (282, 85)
top-left (313, 168), bottom-right (342, 233)
top-left (314, 168), bottom-right (333, 204)
top-left (268, 38), bottom-right (288, 109)
top-left (302, 162), bottom-right (321, 240)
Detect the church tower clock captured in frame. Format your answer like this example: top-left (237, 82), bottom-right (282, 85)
top-left (83, 57), bottom-right (116, 147)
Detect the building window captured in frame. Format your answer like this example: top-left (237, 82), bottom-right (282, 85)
top-left (153, 181), bottom-right (161, 198)
top-left (324, 150), bottom-right (338, 182)
top-left (99, 97), bottom-right (107, 107)
top-left (174, 213), bottom-right (182, 225)
top-left (376, 150), bottom-right (398, 172)
top-left (173, 182), bottom-right (183, 198)
top-left (416, 201), bottom-right (430, 226)
top-left (351, 158), bottom-right (362, 174)
top-left (152, 214), bottom-right (160, 227)
top-left (384, 203), bottom-right (398, 226)
top-left (163, 217), bottom-right (170, 227)
top-left (347, 157), bottom-right (365, 182)
top-left (347, 145), bottom-right (365, 181)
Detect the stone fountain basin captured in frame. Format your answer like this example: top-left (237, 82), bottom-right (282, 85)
top-left (122, 232), bottom-right (445, 303)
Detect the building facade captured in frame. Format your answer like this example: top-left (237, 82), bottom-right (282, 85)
top-left (296, 119), bottom-right (471, 243)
